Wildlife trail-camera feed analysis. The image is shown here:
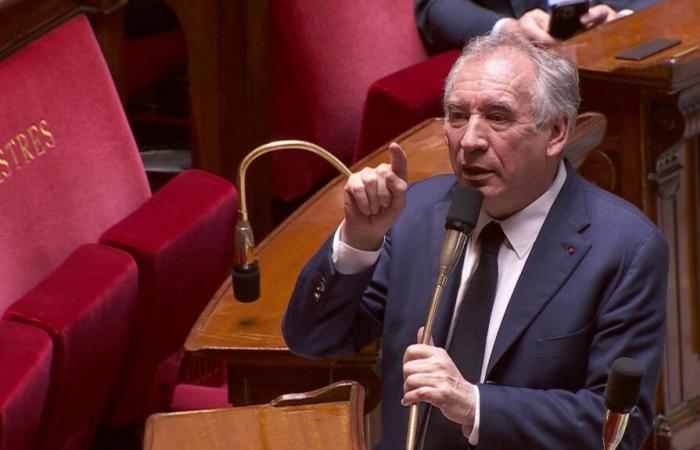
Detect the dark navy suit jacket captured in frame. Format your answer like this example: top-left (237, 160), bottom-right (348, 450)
top-left (283, 163), bottom-right (668, 449)
top-left (416, 0), bottom-right (660, 52)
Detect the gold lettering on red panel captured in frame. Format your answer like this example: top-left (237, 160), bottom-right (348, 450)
top-left (15, 133), bottom-right (35, 163)
top-left (39, 120), bottom-right (55, 149)
top-left (0, 148), bottom-right (11, 183)
top-left (0, 119), bottom-right (55, 185)
top-left (27, 125), bottom-right (45, 155)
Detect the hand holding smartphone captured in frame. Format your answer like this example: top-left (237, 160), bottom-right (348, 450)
top-left (549, 0), bottom-right (589, 40)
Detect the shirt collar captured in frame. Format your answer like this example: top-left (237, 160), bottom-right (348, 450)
top-left (475, 160), bottom-right (567, 259)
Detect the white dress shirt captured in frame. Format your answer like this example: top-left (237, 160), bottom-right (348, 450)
top-left (332, 161), bottom-right (567, 445)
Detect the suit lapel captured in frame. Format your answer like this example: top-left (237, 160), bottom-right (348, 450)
top-left (486, 165), bottom-right (592, 376)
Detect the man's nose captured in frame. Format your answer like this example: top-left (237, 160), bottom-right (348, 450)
top-left (460, 117), bottom-right (487, 152)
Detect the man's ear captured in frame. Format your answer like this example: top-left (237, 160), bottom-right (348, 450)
top-left (545, 116), bottom-right (570, 159)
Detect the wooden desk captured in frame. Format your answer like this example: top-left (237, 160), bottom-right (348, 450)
top-left (561, 2), bottom-right (700, 447)
top-left (144, 381), bottom-right (366, 450)
top-left (186, 119), bottom-right (452, 413)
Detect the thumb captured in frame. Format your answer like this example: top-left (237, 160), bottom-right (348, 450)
top-left (389, 142), bottom-right (408, 181)
top-left (416, 327), bottom-right (435, 346)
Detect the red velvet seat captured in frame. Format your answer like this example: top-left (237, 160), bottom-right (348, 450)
top-left (5, 245), bottom-right (138, 450)
top-left (100, 168), bottom-right (236, 426)
top-left (0, 12), bottom-right (236, 447)
top-left (269, 0), bottom-right (428, 201)
top-left (0, 321), bottom-right (52, 450)
top-left (355, 50), bottom-right (460, 161)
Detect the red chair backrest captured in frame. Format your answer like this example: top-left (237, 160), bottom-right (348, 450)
top-left (269, 0), bottom-right (428, 200)
top-left (0, 14), bottom-right (150, 311)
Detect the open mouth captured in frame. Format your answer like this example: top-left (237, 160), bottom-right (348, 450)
top-left (462, 165), bottom-right (493, 179)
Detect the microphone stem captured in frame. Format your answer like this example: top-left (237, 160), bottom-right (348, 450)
top-left (406, 270), bottom-right (449, 450)
top-left (406, 230), bottom-right (470, 450)
top-left (237, 140), bottom-right (352, 222)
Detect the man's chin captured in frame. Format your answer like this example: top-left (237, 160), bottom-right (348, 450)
top-left (458, 176), bottom-right (496, 194)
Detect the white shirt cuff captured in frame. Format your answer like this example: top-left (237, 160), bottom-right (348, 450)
top-left (462, 384), bottom-right (480, 445)
top-left (331, 222), bottom-right (382, 274)
top-left (491, 17), bottom-right (511, 36)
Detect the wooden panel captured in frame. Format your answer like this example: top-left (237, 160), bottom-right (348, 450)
top-left (166, 0), bottom-right (274, 237)
top-left (143, 381), bottom-right (366, 450)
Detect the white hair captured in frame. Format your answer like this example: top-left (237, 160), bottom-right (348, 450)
top-left (444, 34), bottom-right (580, 132)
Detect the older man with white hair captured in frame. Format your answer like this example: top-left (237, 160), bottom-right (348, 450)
top-left (284, 35), bottom-right (667, 449)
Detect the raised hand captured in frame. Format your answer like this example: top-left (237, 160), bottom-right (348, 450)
top-left (341, 142), bottom-right (408, 250)
top-left (500, 9), bottom-right (555, 46)
top-left (580, 4), bottom-right (622, 29)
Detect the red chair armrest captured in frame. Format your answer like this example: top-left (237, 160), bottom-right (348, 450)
top-left (99, 168), bottom-right (237, 425)
top-left (4, 244), bottom-right (138, 449)
top-left (0, 321), bottom-right (52, 450)
top-left (355, 50), bottom-right (460, 161)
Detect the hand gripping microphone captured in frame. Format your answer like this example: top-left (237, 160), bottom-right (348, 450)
top-left (405, 184), bottom-right (483, 450)
top-left (602, 357), bottom-right (644, 450)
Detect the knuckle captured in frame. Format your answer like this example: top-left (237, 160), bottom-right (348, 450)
top-left (349, 183), bottom-right (364, 195)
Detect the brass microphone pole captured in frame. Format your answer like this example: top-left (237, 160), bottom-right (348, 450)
top-left (232, 140), bottom-right (352, 302)
top-left (405, 185), bottom-right (481, 450)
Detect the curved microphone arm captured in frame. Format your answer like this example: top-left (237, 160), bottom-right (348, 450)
top-left (233, 140), bottom-right (353, 302)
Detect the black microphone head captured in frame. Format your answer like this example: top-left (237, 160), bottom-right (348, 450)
top-left (232, 261), bottom-right (260, 303)
top-left (604, 357), bottom-right (644, 413)
top-left (445, 185), bottom-right (483, 233)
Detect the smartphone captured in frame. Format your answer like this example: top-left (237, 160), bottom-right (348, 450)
top-left (549, 0), bottom-right (589, 40)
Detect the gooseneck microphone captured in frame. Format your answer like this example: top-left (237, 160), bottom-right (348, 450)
top-left (602, 357), bottom-right (644, 450)
top-left (405, 184), bottom-right (483, 450)
top-left (232, 140), bottom-right (352, 302)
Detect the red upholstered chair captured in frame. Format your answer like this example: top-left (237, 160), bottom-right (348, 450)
top-left (355, 50), bottom-right (460, 161)
top-left (0, 13), bottom-right (149, 449)
top-left (0, 12), bottom-right (236, 448)
top-left (0, 321), bottom-right (52, 450)
top-left (100, 169), bottom-right (236, 426)
top-left (4, 245), bottom-right (138, 450)
top-left (268, 0), bottom-right (428, 201)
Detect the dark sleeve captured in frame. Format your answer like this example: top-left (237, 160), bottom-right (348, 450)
top-left (415, 0), bottom-right (510, 52)
top-left (599, 0), bottom-right (659, 11)
top-left (282, 231), bottom-right (392, 358)
top-left (477, 228), bottom-right (668, 449)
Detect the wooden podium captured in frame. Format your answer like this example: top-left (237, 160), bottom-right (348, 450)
top-left (560, 1), bottom-right (700, 447)
top-left (144, 381), bottom-right (366, 450)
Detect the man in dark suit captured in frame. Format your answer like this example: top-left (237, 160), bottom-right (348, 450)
top-left (416, 0), bottom-right (660, 52)
top-left (283, 35), bottom-right (667, 449)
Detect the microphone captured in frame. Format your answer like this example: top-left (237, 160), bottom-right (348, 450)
top-left (232, 140), bottom-right (352, 302)
top-left (602, 357), bottom-right (644, 450)
top-left (232, 217), bottom-right (260, 303)
top-left (405, 184), bottom-right (483, 450)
